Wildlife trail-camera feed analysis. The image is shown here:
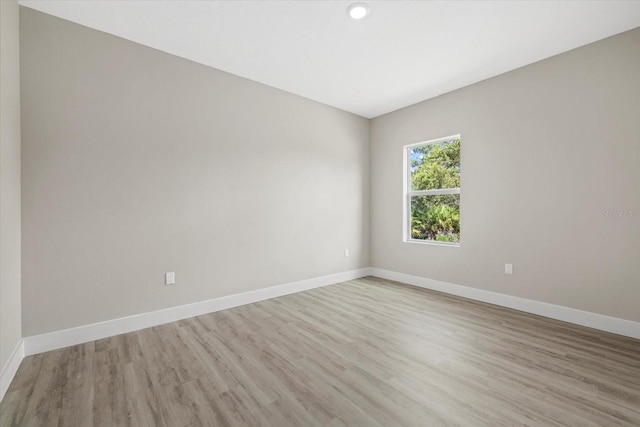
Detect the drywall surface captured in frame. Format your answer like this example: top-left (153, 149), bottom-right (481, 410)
top-left (0, 0), bottom-right (22, 368)
top-left (21, 8), bottom-right (369, 335)
top-left (370, 27), bottom-right (640, 322)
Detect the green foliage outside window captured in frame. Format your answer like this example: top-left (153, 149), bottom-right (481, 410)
top-left (409, 139), bottom-right (460, 242)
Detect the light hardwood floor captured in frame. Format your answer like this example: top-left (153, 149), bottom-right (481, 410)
top-left (1, 277), bottom-right (639, 426)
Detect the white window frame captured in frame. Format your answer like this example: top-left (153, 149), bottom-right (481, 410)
top-left (403, 134), bottom-right (461, 247)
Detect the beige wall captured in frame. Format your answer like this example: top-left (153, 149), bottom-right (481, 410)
top-left (17, 6), bottom-right (640, 338)
top-left (20, 8), bottom-right (370, 336)
top-left (0, 0), bottom-right (22, 368)
top-left (371, 28), bottom-right (640, 322)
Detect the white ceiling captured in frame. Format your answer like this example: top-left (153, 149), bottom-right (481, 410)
top-left (19, 0), bottom-right (640, 118)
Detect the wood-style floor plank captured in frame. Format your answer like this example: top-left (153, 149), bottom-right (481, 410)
top-left (2, 277), bottom-right (639, 426)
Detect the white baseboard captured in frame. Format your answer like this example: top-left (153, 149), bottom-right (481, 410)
top-left (0, 340), bottom-right (24, 402)
top-left (22, 268), bottom-right (372, 356)
top-left (16, 265), bottom-right (639, 375)
top-left (369, 268), bottom-right (640, 340)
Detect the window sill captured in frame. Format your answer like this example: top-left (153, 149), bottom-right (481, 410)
top-left (404, 239), bottom-right (460, 247)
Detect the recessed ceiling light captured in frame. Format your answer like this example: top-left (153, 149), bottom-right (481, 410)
top-left (347, 3), bottom-right (370, 20)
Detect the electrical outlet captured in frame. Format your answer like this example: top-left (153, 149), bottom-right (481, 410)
top-left (165, 272), bottom-right (175, 285)
top-left (344, 249), bottom-right (350, 257)
top-left (505, 264), bottom-right (513, 275)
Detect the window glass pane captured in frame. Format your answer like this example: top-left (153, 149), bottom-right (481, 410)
top-left (410, 194), bottom-right (460, 243)
top-left (410, 139), bottom-right (460, 191)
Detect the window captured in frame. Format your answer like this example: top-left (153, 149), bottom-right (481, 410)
top-left (403, 135), bottom-right (461, 245)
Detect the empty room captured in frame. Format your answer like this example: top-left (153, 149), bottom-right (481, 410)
top-left (1, 0), bottom-right (639, 425)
